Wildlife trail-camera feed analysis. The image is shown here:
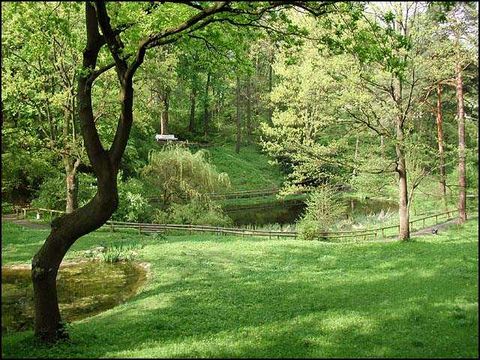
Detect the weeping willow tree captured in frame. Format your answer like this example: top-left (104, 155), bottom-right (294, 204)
top-left (142, 145), bottom-right (231, 206)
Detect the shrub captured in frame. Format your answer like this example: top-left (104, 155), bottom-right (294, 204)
top-left (101, 242), bottom-right (143, 263)
top-left (141, 145), bottom-right (231, 206)
top-left (297, 185), bottom-right (345, 240)
top-left (154, 197), bottom-right (232, 226)
top-left (112, 177), bottom-right (154, 223)
top-left (32, 172), bottom-right (97, 211)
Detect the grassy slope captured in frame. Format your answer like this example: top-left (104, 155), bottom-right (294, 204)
top-left (2, 220), bottom-right (478, 358)
top-left (204, 144), bottom-right (284, 191)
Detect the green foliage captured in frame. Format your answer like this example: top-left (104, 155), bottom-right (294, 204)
top-left (31, 173), bottom-right (96, 211)
top-left (112, 177), bottom-right (154, 223)
top-left (142, 145), bottom-right (231, 205)
top-left (101, 242), bottom-right (143, 264)
top-left (297, 186), bottom-right (345, 240)
top-left (2, 202), bottom-right (14, 215)
top-left (154, 198), bottom-right (232, 227)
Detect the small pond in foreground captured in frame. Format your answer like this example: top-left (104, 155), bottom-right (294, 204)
top-left (1, 261), bottom-right (146, 333)
top-left (225, 197), bottom-right (398, 227)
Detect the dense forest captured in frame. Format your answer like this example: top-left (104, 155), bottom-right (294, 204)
top-left (1, 1), bottom-right (478, 349)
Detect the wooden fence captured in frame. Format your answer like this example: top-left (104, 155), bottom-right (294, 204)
top-left (146, 188), bottom-right (313, 202)
top-left (12, 206), bottom-right (471, 241)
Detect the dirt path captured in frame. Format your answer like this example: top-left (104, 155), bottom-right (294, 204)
top-left (2, 216), bottom-right (50, 229)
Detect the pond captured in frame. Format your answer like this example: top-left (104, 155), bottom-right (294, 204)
top-left (225, 197), bottom-right (398, 227)
top-left (1, 261), bottom-right (146, 333)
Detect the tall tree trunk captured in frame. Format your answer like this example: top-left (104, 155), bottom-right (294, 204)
top-left (235, 76), bottom-right (241, 154)
top-left (160, 89), bottom-right (170, 135)
top-left (246, 76), bottom-right (252, 144)
top-left (435, 83), bottom-right (447, 210)
top-left (63, 94), bottom-right (80, 214)
top-left (32, 3), bottom-right (131, 342)
top-left (380, 135), bottom-right (385, 158)
top-left (64, 158), bottom-right (81, 214)
top-left (352, 136), bottom-right (359, 177)
top-left (267, 57), bottom-right (273, 125)
top-left (395, 117), bottom-right (410, 240)
top-left (455, 61), bottom-right (467, 223)
top-left (188, 86), bottom-right (196, 133)
top-left (203, 72), bottom-right (211, 139)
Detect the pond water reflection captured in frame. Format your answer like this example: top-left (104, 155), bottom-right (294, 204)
top-left (225, 197), bottom-right (398, 227)
top-left (1, 261), bottom-right (146, 333)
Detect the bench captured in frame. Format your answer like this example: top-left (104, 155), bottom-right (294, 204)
top-left (155, 134), bottom-right (178, 141)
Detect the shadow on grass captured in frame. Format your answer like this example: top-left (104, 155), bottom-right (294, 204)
top-left (2, 222), bottom-right (478, 358)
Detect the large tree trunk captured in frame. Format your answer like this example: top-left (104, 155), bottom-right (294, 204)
top-left (395, 117), bottom-right (410, 240)
top-left (455, 61), bottom-right (467, 223)
top-left (203, 72), bottom-right (211, 138)
top-left (435, 83), bottom-right (447, 210)
top-left (188, 86), bottom-right (196, 133)
top-left (235, 76), bottom-right (242, 154)
top-left (32, 178), bottom-right (118, 341)
top-left (32, 3), bottom-right (131, 342)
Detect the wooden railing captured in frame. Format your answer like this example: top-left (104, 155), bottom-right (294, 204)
top-left (146, 187), bottom-right (312, 202)
top-left (13, 206), bottom-right (474, 241)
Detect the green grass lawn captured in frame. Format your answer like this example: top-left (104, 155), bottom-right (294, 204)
top-left (205, 144), bottom-right (284, 191)
top-left (1, 219), bottom-right (478, 358)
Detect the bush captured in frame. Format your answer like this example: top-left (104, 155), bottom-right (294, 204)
top-left (141, 145), bottom-right (231, 205)
top-left (154, 197), bottom-right (232, 226)
top-left (112, 177), bottom-right (154, 223)
top-left (2, 202), bottom-right (14, 214)
top-left (297, 185), bottom-right (345, 240)
top-left (101, 242), bottom-right (143, 263)
top-left (32, 172), bottom-right (97, 211)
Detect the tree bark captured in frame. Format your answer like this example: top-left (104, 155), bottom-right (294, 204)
top-left (395, 117), bottom-right (410, 240)
top-left (32, 3), bottom-right (126, 342)
top-left (160, 89), bottom-right (170, 135)
top-left (64, 158), bottom-right (81, 214)
top-left (188, 85), bottom-right (196, 133)
top-left (246, 76), bottom-right (252, 144)
top-left (380, 135), bottom-right (385, 158)
top-left (455, 61), bottom-right (467, 223)
top-left (203, 72), bottom-right (211, 138)
top-left (235, 76), bottom-right (242, 154)
top-left (435, 83), bottom-right (447, 209)
top-left (267, 57), bottom-right (273, 125)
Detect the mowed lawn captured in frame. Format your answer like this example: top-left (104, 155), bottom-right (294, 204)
top-left (1, 220), bottom-right (478, 358)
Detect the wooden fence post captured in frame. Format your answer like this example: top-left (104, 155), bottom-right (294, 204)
top-left (110, 222), bottom-right (114, 232)
top-left (138, 224), bottom-right (142, 235)
top-left (381, 228), bottom-right (385, 238)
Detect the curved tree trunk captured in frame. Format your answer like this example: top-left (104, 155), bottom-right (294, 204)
top-left (32, 3), bottom-right (130, 342)
top-left (32, 180), bottom-right (118, 341)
